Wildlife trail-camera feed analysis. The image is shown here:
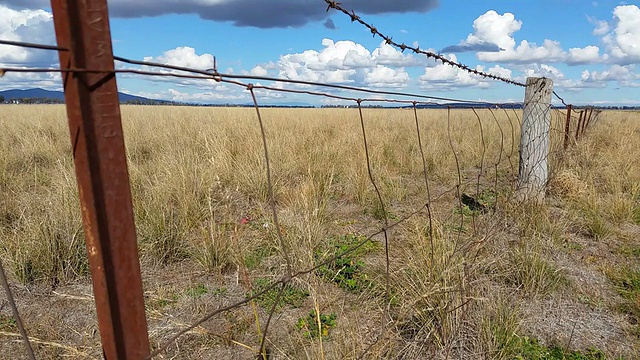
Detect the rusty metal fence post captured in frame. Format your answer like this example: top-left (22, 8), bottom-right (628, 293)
top-left (50, 0), bottom-right (150, 359)
top-left (563, 104), bottom-right (572, 150)
top-left (575, 110), bottom-right (583, 141)
top-left (584, 107), bottom-right (593, 133)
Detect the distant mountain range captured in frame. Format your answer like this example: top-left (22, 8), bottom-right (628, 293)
top-left (0, 88), bottom-right (164, 104)
top-left (2, 88), bottom-right (629, 109)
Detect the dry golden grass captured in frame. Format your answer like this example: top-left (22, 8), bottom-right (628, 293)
top-left (0, 105), bottom-right (638, 359)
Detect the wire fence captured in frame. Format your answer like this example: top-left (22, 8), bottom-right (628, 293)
top-left (0, 2), bottom-right (601, 359)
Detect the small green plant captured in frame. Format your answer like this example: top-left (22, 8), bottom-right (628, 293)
top-left (454, 204), bottom-right (477, 217)
top-left (366, 197), bottom-right (397, 221)
top-left (607, 268), bottom-right (640, 325)
top-left (251, 278), bottom-right (309, 311)
top-left (184, 283), bottom-right (209, 299)
top-left (243, 246), bottom-right (275, 270)
top-left (515, 336), bottom-right (607, 360)
top-left (478, 190), bottom-right (497, 208)
top-left (315, 234), bottom-right (380, 292)
top-left (296, 311), bottom-right (337, 339)
top-left (0, 314), bottom-right (17, 331)
top-left (149, 292), bottom-right (180, 309)
top-left (211, 287), bottom-right (227, 296)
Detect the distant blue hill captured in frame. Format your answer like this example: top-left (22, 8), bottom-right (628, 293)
top-left (0, 88), bottom-right (164, 103)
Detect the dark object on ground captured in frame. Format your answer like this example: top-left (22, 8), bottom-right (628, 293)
top-left (461, 193), bottom-right (487, 213)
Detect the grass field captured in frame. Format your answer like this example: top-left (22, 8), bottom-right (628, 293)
top-left (0, 105), bottom-right (639, 359)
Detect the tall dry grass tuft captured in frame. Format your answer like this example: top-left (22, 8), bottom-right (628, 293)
top-left (391, 218), bottom-right (471, 357)
top-left (0, 106), bottom-right (87, 286)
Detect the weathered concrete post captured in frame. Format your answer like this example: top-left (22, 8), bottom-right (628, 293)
top-left (518, 77), bottom-right (553, 201)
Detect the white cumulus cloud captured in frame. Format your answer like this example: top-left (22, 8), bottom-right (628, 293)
top-left (0, 5), bottom-right (54, 64)
top-left (460, 11), bottom-right (567, 64)
top-left (479, 39), bottom-right (567, 63)
top-left (137, 47), bottom-right (220, 89)
top-left (371, 41), bottom-right (423, 67)
top-left (277, 38), bottom-right (419, 86)
top-left (451, 10), bottom-right (608, 65)
top-left (0, 5), bottom-right (60, 90)
top-left (249, 65), bottom-right (269, 77)
top-left (465, 11), bottom-right (521, 51)
top-left (568, 46), bottom-right (604, 64)
top-left (418, 54), bottom-right (510, 90)
top-left (593, 19), bottom-right (610, 36)
top-left (602, 5), bottom-right (640, 64)
top-left (365, 65), bottom-right (409, 88)
top-left (581, 64), bottom-right (639, 85)
top-left (143, 46), bottom-right (214, 69)
top-left (521, 64), bottom-right (602, 90)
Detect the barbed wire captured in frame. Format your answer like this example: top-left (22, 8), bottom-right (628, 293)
top-left (0, 38), bottom-right (531, 106)
top-left (0, 67), bottom-right (509, 107)
top-left (553, 90), bottom-right (569, 107)
top-left (323, 0), bottom-right (526, 87)
top-left (1, 63), bottom-right (526, 109)
top-left (0, 39), bottom-right (65, 52)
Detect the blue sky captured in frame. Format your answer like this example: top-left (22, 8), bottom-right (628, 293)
top-left (1, 0), bottom-right (639, 106)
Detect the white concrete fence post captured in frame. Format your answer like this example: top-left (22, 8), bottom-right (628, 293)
top-left (518, 77), bottom-right (553, 201)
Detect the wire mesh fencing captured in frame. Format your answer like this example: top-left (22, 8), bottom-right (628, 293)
top-left (0, 10), bottom-right (601, 360)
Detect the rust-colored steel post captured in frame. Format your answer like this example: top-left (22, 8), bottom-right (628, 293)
top-left (575, 110), bottom-right (583, 141)
top-left (50, 0), bottom-right (150, 359)
top-left (585, 107), bottom-right (593, 131)
top-left (563, 104), bottom-right (572, 150)
top-left (581, 108), bottom-right (589, 135)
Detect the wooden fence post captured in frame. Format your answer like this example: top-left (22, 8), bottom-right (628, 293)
top-left (50, 0), bottom-right (150, 358)
top-left (518, 77), bottom-right (553, 201)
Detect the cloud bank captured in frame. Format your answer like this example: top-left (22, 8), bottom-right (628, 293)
top-left (2, 0), bottom-right (439, 28)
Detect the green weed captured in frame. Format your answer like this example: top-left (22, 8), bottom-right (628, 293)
top-left (149, 293), bottom-right (180, 309)
top-left (315, 234), bottom-right (380, 292)
top-left (0, 314), bottom-right (17, 331)
top-left (243, 246), bottom-right (275, 270)
top-left (185, 283), bottom-right (209, 299)
top-left (515, 336), bottom-right (607, 360)
top-left (252, 278), bottom-right (309, 312)
top-left (296, 311), bottom-right (337, 339)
